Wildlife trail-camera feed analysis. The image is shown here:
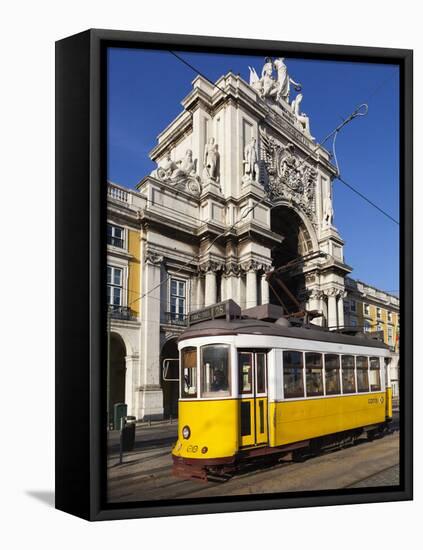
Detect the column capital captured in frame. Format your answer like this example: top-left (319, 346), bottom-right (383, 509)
top-left (144, 249), bottom-right (164, 265)
top-left (199, 260), bottom-right (224, 273)
top-left (240, 259), bottom-right (271, 273)
top-left (323, 287), bottom-right (343, 298)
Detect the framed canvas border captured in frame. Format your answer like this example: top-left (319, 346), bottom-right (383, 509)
top-left (55, 29), bottom-right (413, 521)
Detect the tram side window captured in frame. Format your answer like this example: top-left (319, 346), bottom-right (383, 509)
top-left (201, 345), bottom-right (230, 397)
top-left (341, 355), bottom-right (356, 394)
top-left (356, 356), bottom-right (369, 392)
top-left (283, 351), bottom-right (304, 399)
top-left (305, 353), bottom-right (323, 397)
top-left (325, 354), bottom-right (341, 395)
top-left (181, 347), bottom-right (197, 398)
top-left (369, 357), bottom-right (381, 391)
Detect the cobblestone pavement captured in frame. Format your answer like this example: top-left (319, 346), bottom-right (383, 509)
top-left (107, 416), bottom-right (400, 503)
top-left (347, 464), bottom-right (399, 488)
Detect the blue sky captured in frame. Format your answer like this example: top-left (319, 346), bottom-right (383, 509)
top-left (107, 48), bottom-right (399, 293)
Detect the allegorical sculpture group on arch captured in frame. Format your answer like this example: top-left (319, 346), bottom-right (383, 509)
top-left (148, 56), bottom-right (334, 231)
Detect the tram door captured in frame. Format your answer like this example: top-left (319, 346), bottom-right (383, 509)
top-left (238, 350), bottom-right (268, 447)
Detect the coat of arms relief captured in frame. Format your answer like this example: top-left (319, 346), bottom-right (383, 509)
top-left (259, 126), bottom-right (318, 227)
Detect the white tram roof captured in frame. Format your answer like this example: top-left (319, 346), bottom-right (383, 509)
top-left (178, 318), bottom-right (388, 350)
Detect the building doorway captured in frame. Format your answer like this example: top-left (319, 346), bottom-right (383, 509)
top-left (269, 205), bottom-right (314, 313)
top-left (109, 332), bottom-right (126, 420)
top-left (160, 337), bottom-right (179, 419)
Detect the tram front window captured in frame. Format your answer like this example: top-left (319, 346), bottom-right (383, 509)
top-left (201, 345), bottom-right (230, 397)
top-left (181, 347), bottom-right (197, 398)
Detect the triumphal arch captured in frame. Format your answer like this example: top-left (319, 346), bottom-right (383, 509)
top-left (135, 57), bottom-right (351, 417)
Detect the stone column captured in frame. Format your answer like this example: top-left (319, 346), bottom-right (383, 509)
top-left (204, 269), bottom-right (217, 306)
top-left (246, 268), bottom-right (257, 308)
top-left (227, 264), bottom-right (240, 304)
top-left (326, 289), bottom-right (338, 330)
top-left (139, 251), bottom-right (164, 420)
top-left (261, 273), bottom-right (270, 305)
top-left (195, 274), bottom-right (204, 311)
top-left (337, 292), bottom-right (345, 329)
top-left (221, 271), bottom-right (229, 302)
top-left (124, 354), bottom-right (139, 418)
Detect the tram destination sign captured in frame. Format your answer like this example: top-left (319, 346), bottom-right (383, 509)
top-left (188, 299), bottom-right (241, 326)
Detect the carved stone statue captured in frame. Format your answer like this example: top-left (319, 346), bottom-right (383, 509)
top-left (156, 153), bottom-right (178, 180)
top-left (291, 93), bottom-right (313, 136)
top-left (203, 137), bottom-right (219, 181)
top-left (323, 188), bottom-right (334, 228)
top-left (243, 136), bottom-right (259, 183)
top-left (172, 149), bottom-right (197, 178)
top-left (249, 57), bottom-right (302, 104)
top-left (273, 58), bottom-right (301, 103)
top-left (261, 57), bottom-right (278, 99)
top-left (150, 149), bottom-right (202, 196)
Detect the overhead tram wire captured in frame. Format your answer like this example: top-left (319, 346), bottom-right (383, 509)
top-left (330, 106), bottom-right (399, 226)
top-left (125, 57), bottom-right (398, 306)
top-left (128, 106), bottom-right (367, 309)
top-left (168, 51), bottom-right (399, 225)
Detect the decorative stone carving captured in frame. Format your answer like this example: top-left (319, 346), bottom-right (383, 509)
top-left (198, 260), bottom-right (224, 273)
top-left (224, 262), bottom-right (240, 276)
top-left (259, 127), bottom-right (318, 225)
top-left (308, 288), bottom-right (325, 300)
top-left (291, 93), bottom-right (313, 138)
top-left (242, 136), bottom-right (259, 184)
top-left (150, 150), bottom-right (202, 196)
top-left (203, 138), bottom-right (220, 182)
top-left (240, 260), bottom-right (272, 273)
top-left (249, 57), bottom-right (302, 104)
top-left (323, 287), bottom-right (343, 298)
top-left (144, 250), bottom-right (164, 265)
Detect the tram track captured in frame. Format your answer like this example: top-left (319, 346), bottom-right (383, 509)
top-left (107, 430), bottom-right (400, 503)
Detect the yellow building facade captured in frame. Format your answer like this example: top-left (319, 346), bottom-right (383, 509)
top-left (344, 277), bottom-right (400, 400)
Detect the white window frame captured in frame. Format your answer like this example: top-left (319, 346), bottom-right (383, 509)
top-left (364, 303), bottom-right (370, 316)
top-left (107, 265), bottom-right (123, 307)
top-left (107, 259), bottom-right (129, 308)
top-left (169, 277), bottom-right (187, 321)
top-left (376, 307), bottom-right (382, 319)
top-left (107, 222), bottom-right (127, 250)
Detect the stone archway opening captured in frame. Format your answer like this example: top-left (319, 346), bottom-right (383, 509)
top-left (160, 337), bottom-right (179, 419)
top-left (109, 332), bottom-right (126, 421)
top-left (269, 205), bottom-right (314, 313)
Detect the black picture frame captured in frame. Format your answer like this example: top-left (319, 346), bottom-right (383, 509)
top-left (55, 28), bottom-right (413, 521)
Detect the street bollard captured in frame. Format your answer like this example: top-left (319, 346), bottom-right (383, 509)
top-left (119, 416), bottom-right (136, 465)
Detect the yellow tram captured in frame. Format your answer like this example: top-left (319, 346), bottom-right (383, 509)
top-left (171, 301), bottom-right (393, 480)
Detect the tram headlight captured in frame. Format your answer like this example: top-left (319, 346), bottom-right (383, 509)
top-left (182, 425), bottom-right (191, 440)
